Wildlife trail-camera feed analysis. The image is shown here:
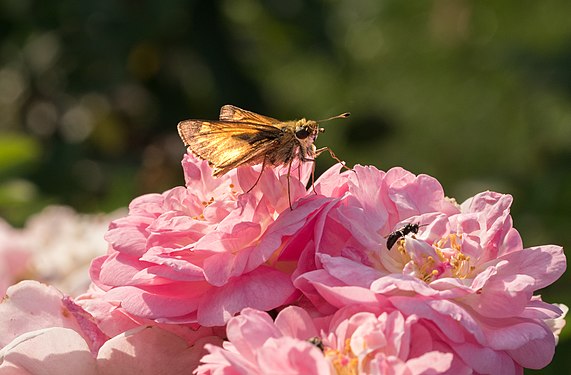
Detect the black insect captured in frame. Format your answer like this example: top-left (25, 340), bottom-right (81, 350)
top-left (308, 336), bottom-right (324, 351)
top-left (386, 223), bottom-right (421, 250)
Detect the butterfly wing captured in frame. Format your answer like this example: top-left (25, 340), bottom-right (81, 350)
top-left (177, 120), bottom-right (283, 176)
top-left (219, 105), bottom-right (281, 125)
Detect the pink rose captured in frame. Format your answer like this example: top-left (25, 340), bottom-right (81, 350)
top-left (196, 306), bottom-right (457, 375)
top-left (0, 281), bottom-right (220, 374)
top-left (259, 165), bottom-right (459, 310)
top-left (90, 153), bottom-right (312, 327)
top-left (0, 207), bottom-right (124, 298)
top-left (323, 306), bottom-right (457, 374)
top-left (0, 281), bottom-right (107, 353)
top-left (263, 165), bottom-right (566, 372)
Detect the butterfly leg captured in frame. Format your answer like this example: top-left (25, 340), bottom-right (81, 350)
top-left (315, 147), bottom-right (352, 172)
top-left (310, 161), bottom-right (317, 194)
top-left (287, 158), bottom-right (294, 210)
top-left (298, 157), bottom-right (318, 195)
top-left (296, 160), bottom-right (316, 195)
top-left (245, 155), bottom-right (267, 193)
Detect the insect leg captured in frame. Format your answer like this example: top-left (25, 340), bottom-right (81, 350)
top-left (245, 154), bottom-right (267, 193)
top-left (298, 156), bottom-right (318, 195)
top-left (287, 158), bottom-right (294, 210)
top-left (310, 160), bottom-right (317, 194)
top-left (314, 147), bottom-right (352, 172)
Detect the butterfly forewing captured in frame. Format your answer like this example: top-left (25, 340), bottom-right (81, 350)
top-left (177, 119), bottom-right (282, 176)
top-left (219, 105), bottom-right (281, 125)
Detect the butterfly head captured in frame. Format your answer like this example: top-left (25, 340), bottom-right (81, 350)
top-left (294, 119), bottom-right (319, 141)
top-left (293, 112), bottom-right (351, 144)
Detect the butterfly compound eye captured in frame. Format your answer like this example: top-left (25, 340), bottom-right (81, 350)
top-left (295, 127), bottom-right (311, 139)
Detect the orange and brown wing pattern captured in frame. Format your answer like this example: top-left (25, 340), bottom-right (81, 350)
top-left (219, 105), bottom-right (281, 125)
top-left (177, 120), bottom-right (282, 176)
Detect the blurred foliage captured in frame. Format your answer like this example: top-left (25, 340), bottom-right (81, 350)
top-left (0, 0), bottom-right (569, 371)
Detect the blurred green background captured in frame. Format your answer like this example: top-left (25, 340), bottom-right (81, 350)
top-left (0, 0), bottom-right (569, 371)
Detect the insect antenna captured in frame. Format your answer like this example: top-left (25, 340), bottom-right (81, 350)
top-left (317, 112), bottom-right (351, 123)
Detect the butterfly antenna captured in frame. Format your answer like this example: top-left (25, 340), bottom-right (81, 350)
top-left (318, 112), bottom-right (350, 123)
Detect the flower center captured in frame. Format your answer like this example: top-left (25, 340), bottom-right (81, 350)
top-left (397, 233), bottom-right (475, 282)
top-left (324, 339), bottom-right (359, 375)
top-left (191, 183), bottom-right (237, 221)
top-left (192, 196), bottom-right (214, 220)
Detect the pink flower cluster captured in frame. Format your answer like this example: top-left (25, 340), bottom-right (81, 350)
top-left (0, 152), bottom-right (567, 374)
top-left (0, 206), bottom-right (123, 297)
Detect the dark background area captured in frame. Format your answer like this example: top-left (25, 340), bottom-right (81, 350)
top-left (0, 1), bottom-right (569, 371)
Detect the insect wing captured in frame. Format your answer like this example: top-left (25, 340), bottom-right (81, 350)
top-left (177, 120), bottom-right (282, 176)
top-left (386, 231), bottom-right (402, 250)
top-left (219, 105), bottom-right (281, 125)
